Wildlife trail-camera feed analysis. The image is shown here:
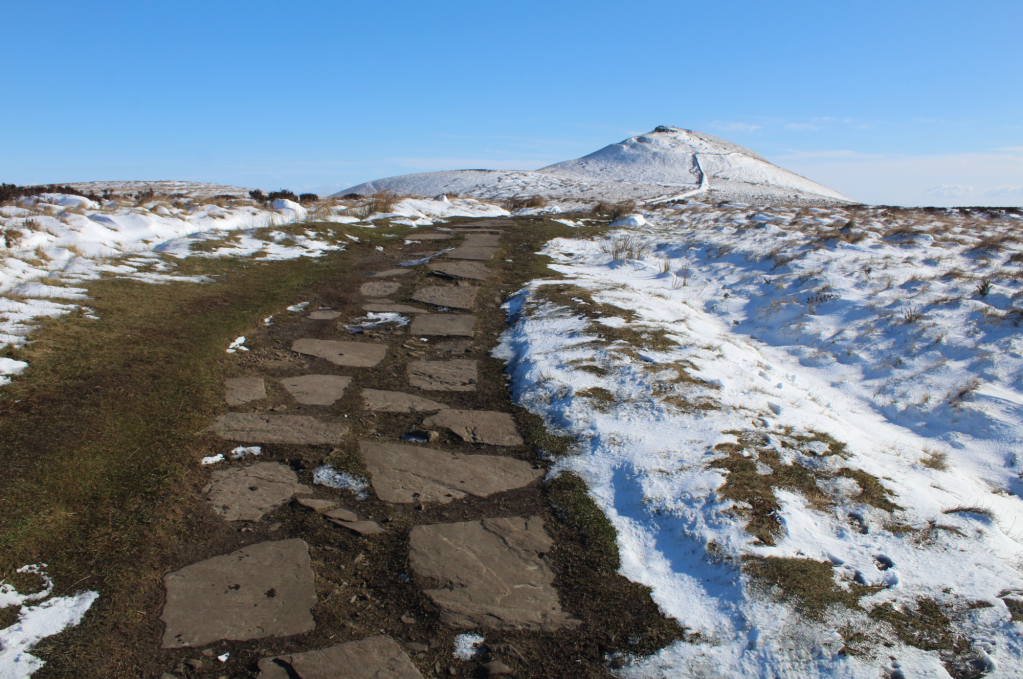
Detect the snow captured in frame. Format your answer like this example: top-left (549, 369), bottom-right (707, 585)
top-left (335, 127), bottom-right (851, 206)
top-left (201, 454), bottom-right (225, 465)
top-left (0, 565), bottom-right (98, 679)
top-left (313, 465), bottom-right (369, 498)
top-left (230, 445), bottom-right (261, 459)
top-left (495, 202), bottom-right (1023, 677)
top-left (452, 633), bottom-right (485, 660)
top-left (0, 358), bottom-right (29, 387)
top-left (225, 336), bottom-right (248, 353)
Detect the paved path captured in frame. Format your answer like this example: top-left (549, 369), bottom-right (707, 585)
top-left (156, 220), bottom-right (586, 678)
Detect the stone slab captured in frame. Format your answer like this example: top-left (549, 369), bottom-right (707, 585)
top-left (361, 389), bottom-right (449, 413)
top-left (296, 497), bottom-right (338, 513)
top-left (207, 462), bottom-right (312, 522)
top-left (161, 539), bottom-right (316, 648)
top-left (409, 233), bottom-right (454, 240)
top-left (428, 261), bottom-right (494, 280)
top-left (211, 413), bottom-right (348, 445)
top-left (308, 310), bottom-right (343, 320)
top-left (328, 518), bottom-right (385, 536)
top-left (408, 360), bottom-right (477, 391)
top-left (360, 441), bottom-right (541, 505)
top-left (324, 507), bottom-right (359, 522)
top-left (411, 285), bottom-right (478, 310)
top-left (422, 410), bottom-right (523, 446)
top-left (362, 302), bottom-right (429, 314)
top-left (280, 375), bottom-right (352, 406)
top-left (461, 234), bottom-right (502, 247)
top-left (225, 377), bottom-right (266, 406)
top-left (256, 636), bottom-right (423, 679)
top-left (292, 339), bottom-right (387, 367)
top-left (446, 247), bottom-right (498, 261)
top-left (361, 281), bottom-right (401, 297)
top-left (408, 518), bottom-right (576, 631)
top-left (409, 314), bottom-right (476, 337)
top-left (433, 340), bottom-right (473, 355)
top-left (368, 269), bottom-right (412, 278)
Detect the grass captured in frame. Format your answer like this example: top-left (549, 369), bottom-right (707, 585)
top-left (598, 234), bottom-right (652, 261)
top-left (576, 386), bottom-right (617, 411)
top-left (743, 557), bottom-right (879, 620)
top-left (0, 244), bottom-right (381, 675)
top-left (711, 430), bottom-right (894, 544)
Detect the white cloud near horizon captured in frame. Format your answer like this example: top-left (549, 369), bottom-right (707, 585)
top-left (779, 148), bottom-right (1023, 207)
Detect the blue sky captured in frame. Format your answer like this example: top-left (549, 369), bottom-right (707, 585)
top-left (3, 1), bottom-right (1020, 206)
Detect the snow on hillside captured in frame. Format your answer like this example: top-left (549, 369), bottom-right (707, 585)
top-left (496, 202), bottom-right (1023, 677)
top-left (0, 191), bottom-right (502, 355)
top-left (336, 127), bottom-right (853, 206)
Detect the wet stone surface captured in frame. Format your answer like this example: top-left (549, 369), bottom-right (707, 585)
top-left (210, 412), bottom-right (348, 445)
top-left (360, 389), bottom-right (449, 412)
top-left (256, 635), bottom-right (423, 679)
top-left (408, 518), bottom-right (577, 631)
top-left (407, 359), bottom-right (478, 391)
top-left (206, 462), bottom-right (312, 522)
top-left (224, 377), bottom-right (266, 406)
top-left (291, 339), bottom-right (387, 367)
top-left (421, 409), bottom-right (524, 446)
top-left (161, 539), bottom-right (317, 648)
top-left (359, 440), bottom-right (542, 505)
top-left (280, 374), bottom-right (352, 405)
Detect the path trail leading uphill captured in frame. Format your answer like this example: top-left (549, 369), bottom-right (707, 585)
top-left (147, 217), bottom-right (679, 678)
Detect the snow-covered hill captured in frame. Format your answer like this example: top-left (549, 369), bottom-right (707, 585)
top-left (336, 127), bottom-right (853, 206)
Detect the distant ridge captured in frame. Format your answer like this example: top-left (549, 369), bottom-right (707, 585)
top-left (335, 126), bottom-right (852, 205)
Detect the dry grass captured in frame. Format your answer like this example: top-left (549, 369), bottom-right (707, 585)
top-left (367, 191), bottom-right (400, 215)
top-left (505, 195), bottom-right (547, 210)
top-left (592, 200), bottom-right (637, 221)
top-left (599, 235), bottom-right (652, 261)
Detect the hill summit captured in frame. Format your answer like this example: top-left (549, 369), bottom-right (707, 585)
top-left (336, 126), bottom-right (851, 205)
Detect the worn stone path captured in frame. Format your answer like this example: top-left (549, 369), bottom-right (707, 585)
top-left (155, 218), bottom-right (635, 679)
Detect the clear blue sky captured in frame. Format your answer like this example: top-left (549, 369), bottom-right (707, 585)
top-left (3, 1), bottom-right (1020, 206)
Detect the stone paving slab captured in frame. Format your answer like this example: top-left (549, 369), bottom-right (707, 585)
top-left (445, 247), bottom-right (498, 261)
top-left (408, 233), bottom-right (454, 240)
top-left (422, 410), bottom-right (524, 446)
top-left (296, 497), bottom-right (338, 513)
top-left (461, 234), bottom-right (502, 247)
top-left (225, 377), bottom-right (266, 406)
top-left (408, 360), bottom-right (477, 391)
top-left (409, 314), bottom-right (476, 337)
top-left (328, 518), bottom-right (385, 535)
top-left (361, 389), bottom-right (449, 412)
top-left (308, 310), bottom-right (343, 320)
top-left (207, 462), bottom-right (312, 522)
top-left (360, 281), bottom-right (401, 296)
top-left (211, 413), bottom-right (348, 445)
top-left (161, 539), bottom-right (316, 648)
top-left (428, 261), bottom-right (494, 280)
top-left (256, 636), bottom-right (423, 679)
top-left (360, 441), bottom-right (542, 504)
top-left (292, 339), bottom-right (387, 367)
top-left (408, 518), bottom-right (576, 631)
top-left (411, 285), bottom-right (478, 310)
top-left (280, 375), bottom-right (352, 405)
top-left (368, 269), bottom-right (412, 278)
top-left (362, 302), bottom-right (429, 314)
